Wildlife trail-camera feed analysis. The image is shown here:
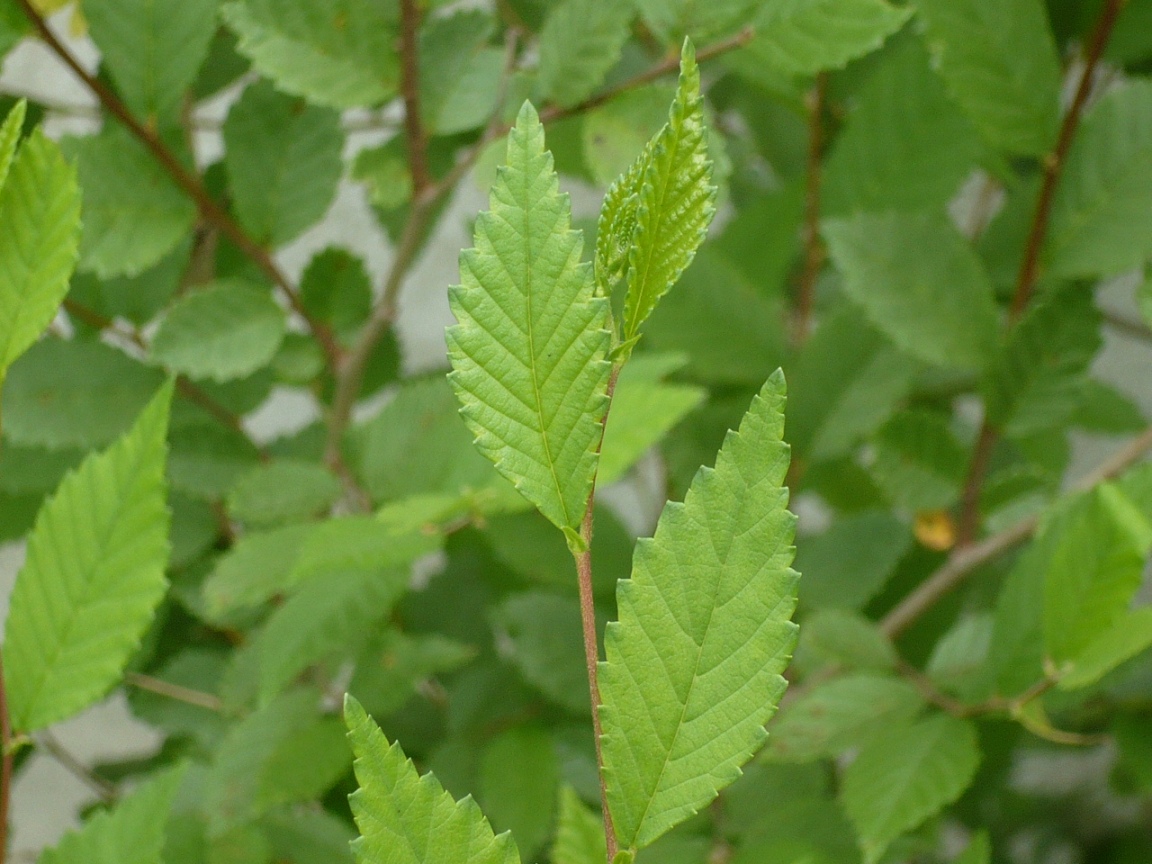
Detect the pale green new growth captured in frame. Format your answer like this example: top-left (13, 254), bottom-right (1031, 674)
top-left (39, 765), bottom-right (185, 864)
top-left (344, 695), bottom-right (521, 864)
top-left (0, 117), bottom-right (81, 381)
top-left (447, 102), bottom-right (612, 536)
top-left (599, 371), bottom-right (799, 851)
top-left (611, 41), bottom-right (716, 344)
top-left (3, 381), bottom-right (174, 732)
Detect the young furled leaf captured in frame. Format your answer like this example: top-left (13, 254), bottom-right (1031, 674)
top-left (0, 120), bottom-right (80, 381)
top-left (344, 694), bottom-right (521, 864)
top-left (447, 102), bottom-right (612, 538)
top-left (599, 371), bottom-right (799, 851)
top-left (605, 41), bottom-right (716, 344)
top-left (3, 381), bottom-right (174, 732)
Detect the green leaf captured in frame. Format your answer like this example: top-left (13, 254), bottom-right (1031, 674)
top-left (420, 11), bottom-right (504, 136)
top-left (85, 0), bottom-right (218, 123)
top-left (1046, 80), bottom-right (1152, 277)
top-left (767, 673), bottom-right (924, 763)
top-left (0, 126), bottom-right (80, 380)
top-left (67, 126), bottom-right (196, 278)
top-left (0, 99), bottom-right (25, 193)
top-left (823, 210), bottom-right (999, 371)
top-left (205, 687), bottom-right (325, 832)
top-left (345, 694), bottom-right (522, 864)
top-left (201, 524), bottom-right (311, 621)
top-left (633, 0), bottom-right (758, 43)
top-left (349, 629), bottom-right (474, 718)
top-left (221, 0), bottom-right (399, 109)
top-left (583, 86), bottom-right (673, 190)
top-left (600, 371), bottom-right (799, 850)
top-left (956, 833), bottom-right (991, 864)
top-left (478, 725), bottom-right (560, 858)
top-left (840, 713), bottom-right (981, 864)
top-left (446, 102), bottom-right (612, 534)
top-left (619, 42), bottom-right (717, 344)
top-left (801, 609), bottom-right (899, 671)
top-left (226, 459), bottom-right (341, 526)
top-left (552, 787), bottom-right (606, 864)
top-left (796, 511), bottom-right (911, 610)
top-left (925, 614), bottom-right (994, 700)
top-left (39, 765), bottom-right (185, 864)
top-left (2, 339), bottom-right (165, 449)
top-left (870, 410), bottom-right (968, 512)
top-left (223, 81), bottom-right (343, 247)
top-left (538, 0), bottom-right (632, 109)
top-left (823, 36), bottom-right (984, 216)
top-left (1058, 607), bottom-right (1152, 691)
top-left (300, 247), bottom-right (372, 340)
top-left (1043, 484), bottom-right (1152, 663)
top-left (349, 377), bottom-right (497, 504)
top-left (598, 353), bottom-right (705, 485)
top-left (256, 717), bottom-right (353, 810)
top-left (984, 283), bottom-right (1101, 436)
top-left (787, 307), bottom-right (918, 461)
top-left (256, 567), bottom-right (409, 703)
top-left (288, 516), bottom-right (441, 583)
top-left (494, 592), bottom-right (590, 714)
top-left (3, 381), bottom-right (173, 732)
top-left (151, 281), bottom-right (287, 381)
top-left (913, 0), bottom-right (1061, 155)
top-left (743, 0), bottom-right (911, 76)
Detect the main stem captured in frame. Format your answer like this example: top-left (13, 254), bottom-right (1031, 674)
top-left (572, 368), bottom-right (621, 862)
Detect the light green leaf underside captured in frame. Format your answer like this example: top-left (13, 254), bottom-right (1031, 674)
top-left (151, 280), bottom-right (286, 382)
top-left (226, 459), bottom-right (342, 527)
top-left (3, 382), bottom-right (173, 732)
top-left (345, 694), bottom-right (521, 864)
top-left (1045, 80), bottom-right (1152, 278)
top-left (85, 0), bottom-right (217, 122)
top-left (1059, 606), bottom-right (1152, 691)
top-left (223, 81), bottom-right (343, 247)
top-left (447, 102), bottom-right (612, 534)
top-left (222, 0), bottom-right (399, 109)
top-left (538, 0), bottom-right (632, 109)
top-left (552, 787), bottom-right (606, 864)
top-left (620, 41), bottom-right (716, 343)
top-left (841, 713), bottom-right (981, 864)
top-left (823, 209), bottom-right (999, 371)
top-left (0, 127), bottom-right (80, 380)
top-left (600, 371), bottom-right (799, 851)
top-left (419, 11), bottom-right (503, 136)
top-left (38, 765), bottom-right (185, 864)
top-left (745, 0), bottom-right (911, 76)
top-left (913, 0), bottom-right (1060, 155)
top-left (67, 126), bottom-right (196, 278)
top-left (767, 673), bottom-right (923, 763)
top-left (1042, 484), bottom-right (1152, 663)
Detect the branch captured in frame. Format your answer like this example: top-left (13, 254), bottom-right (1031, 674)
top-left (37, 731), bottom-right (117, 805)
top-left (537, 26), bottom-right (755, 126)
top-left (954, 0), bottom-right (1126, 543)
top-left (399, 0), bottom-right (432, 194)
top-left (123, 672), bottom-right (223, 712)
top-left (882, 423), bottom-right (1152, 639)
top-left (14, 0), bottom-right (342, 371)
top-left (1102, 306), bottom-right (1152, 342)
top-left (791, 72), bottom-right (827, 345)
top-left (572, 367), bottom-right (622, 863)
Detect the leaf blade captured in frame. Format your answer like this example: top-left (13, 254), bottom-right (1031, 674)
top-left (599, 371), bottom-right (799, 850)
top-left (447, 102), bottom-right (612, 534)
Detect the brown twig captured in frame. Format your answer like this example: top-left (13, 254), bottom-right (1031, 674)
top-left (572, 367), bottom-right (622, 863)
top-left (61, 299), bottom-right (257, 447)
top-left (882, 423), bottom-right (1152, 639)
top-left (537, 26), bottom-right (756, 126)
top-left (123, 672), bottom-right (223, 712)
top-left (792, 72), bottom-right (827, 345)
top-left (0, 655), bottom-right (12, 864)
top-left (399, 0), bottom-right (432, 194)
top-left (14, 0), bottom-right (342, 371)
top-left (953, 0), bottom-right (1125, 545)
